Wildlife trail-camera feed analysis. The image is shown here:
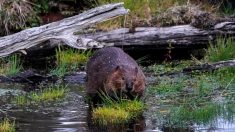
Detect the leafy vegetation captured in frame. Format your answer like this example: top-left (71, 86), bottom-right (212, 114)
top-left (13, 85), bottom-right (68, 106)
top-left (0, 55), bottom-right (22, 76)
top-left (0, 118), bottom-right (15, 132)
top-left (51, 47), bottom-right (92, 77)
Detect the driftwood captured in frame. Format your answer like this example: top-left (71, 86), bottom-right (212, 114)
top-left (0, 3), bottom-right (128, 57)
top-left (82, 22), bottom-right (235, 50)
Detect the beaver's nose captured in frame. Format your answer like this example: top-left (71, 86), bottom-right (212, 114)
top-left (126, 82), bottom-right (133, 92)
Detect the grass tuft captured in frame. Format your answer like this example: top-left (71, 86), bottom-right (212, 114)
top-left (13, 85), bottom-right (68, 106)
top-left (92, 93), bottom-right (145, 125)
top-left (0, 54), bottom-right (22, 76)
top-left (93, 107), bottom-right (130, 125)
top-left (51, 47), bottom-right (92, 77)
top-left (205, 37), bottom-right (235, 62)
top-left (0, 118), bottom-right (15, 132)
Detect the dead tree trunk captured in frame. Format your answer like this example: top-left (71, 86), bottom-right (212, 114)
top-left (0, 3), bottom-right (128, 57)
top-left (81, 22), bottom-right (235, 50)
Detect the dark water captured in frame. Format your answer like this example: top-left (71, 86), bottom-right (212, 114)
top-left (1, 80), bottom-right (235, 132)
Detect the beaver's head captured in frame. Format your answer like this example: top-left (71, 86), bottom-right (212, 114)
top-left (104, 65), bottom-right (146, 99)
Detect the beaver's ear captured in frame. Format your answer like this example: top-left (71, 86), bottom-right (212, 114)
top-left (115, 65), bottom-right (123, 72)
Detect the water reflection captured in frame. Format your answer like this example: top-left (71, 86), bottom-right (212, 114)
top-left (2, 83), bottom-right (235, 131)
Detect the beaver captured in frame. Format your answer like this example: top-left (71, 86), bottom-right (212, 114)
top-left (86, 47), bottom-right (146, 105)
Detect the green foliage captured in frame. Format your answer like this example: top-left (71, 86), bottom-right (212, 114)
top-left (32, 0), bottom-right (50, 14)
top-left (51, 47), bottom-right (92, 77)
top-left (0, 55), bottom-right (22, 76)
top-left (220, 2), bottom-right (235, 15)
top-left (13, 85), bottom-right (68, 106)
top-left (166, 104), bottom-right (220, 127)
top-left (205, 37), bottom-right (235, 62)
top-left (0, 118), bottom-right (15, 132)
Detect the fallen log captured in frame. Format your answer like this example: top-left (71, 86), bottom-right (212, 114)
top-left (0, 3), bottom-right (128, 57)
top-left (82, 22), bottom-right (235, 50)
top-left (0, 2), bottom-right (235, 58)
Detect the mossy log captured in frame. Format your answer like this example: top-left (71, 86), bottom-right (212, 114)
top-left (0, 3), bottom-right (128, 57)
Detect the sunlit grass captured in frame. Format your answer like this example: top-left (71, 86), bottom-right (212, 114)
top-left (92, 94), bottom-right (145, 125)
top-left (13, 85), bottom-right (68, 106)
top-left (205, 37), bottom-right (235, 62)
top-left (0, 118), bottom-right (15, 132)
top-left (93, 107), bottom-right (130, 125)
top-left (0, 54), bottom-right (22, 76)
top-left (51, 47), bottom-right (92, 77)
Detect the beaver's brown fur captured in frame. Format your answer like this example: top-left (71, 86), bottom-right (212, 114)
top-left (86, 47), bottom-right (146, 104)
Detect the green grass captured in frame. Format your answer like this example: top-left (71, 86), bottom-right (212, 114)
top-left (93, 107), bottom-right (130, 125)
top-left (205, 37), bottom-right (235, 62)
top-left (0, 54), bottom-right (22, 76)
top-left (13, 85), bottom-right (68, 106)
top-left (51, 47), bottom-right (92, 77)
top-left (0, 118), bottom-right (15, 132)
top-left (92, 94), bottom-right (145, 125)
top-left (149, 60), bottom-right (195, 75)
top-left (147, 60), bottom-right (235, 128)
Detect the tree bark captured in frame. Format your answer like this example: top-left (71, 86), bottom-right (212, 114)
top-left (0, 3), bottom-right (128, 57)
